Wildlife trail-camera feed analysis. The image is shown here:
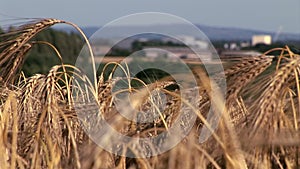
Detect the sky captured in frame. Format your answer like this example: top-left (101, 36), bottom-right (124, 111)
top-left (1, 0), bottom-right (300, 34)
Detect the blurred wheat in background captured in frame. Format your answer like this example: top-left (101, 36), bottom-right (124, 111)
top-left (0, 19), bottom-right (299, 169)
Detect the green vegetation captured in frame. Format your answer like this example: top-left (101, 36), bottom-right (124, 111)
top-left (105, 39), bottom-right (186, 56)
top-left (242, 42), bottom-right (297, 55)
top-left (131, 39), bottom-right (185, 51)
top-left (22, 28), bottom-right (83, 75)
top-left (0, 26), bottom-right (83, 76)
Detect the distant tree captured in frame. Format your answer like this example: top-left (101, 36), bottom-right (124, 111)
top-left (131, 40), bottom-right (144, 51)
top-left (22, 28), bottom-right (84, 75)
top-left (107, 48), bottom-right (131, 56)
top-left (131, 39), bottom-right (185, 52)
top-left (242, 42), bottom-right (286, 55)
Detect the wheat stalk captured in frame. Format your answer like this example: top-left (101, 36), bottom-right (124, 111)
top-left (250, 56), bottom-right (300, 136)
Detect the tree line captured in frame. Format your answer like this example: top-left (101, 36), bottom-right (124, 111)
top-left (0, 27), bottom-right (84, 76)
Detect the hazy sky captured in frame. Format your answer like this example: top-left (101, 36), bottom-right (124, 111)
top-left (1, 0), bottom-right (300, 33)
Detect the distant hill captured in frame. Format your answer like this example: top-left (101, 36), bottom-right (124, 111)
top-left (56, 24), bottom-right (300, 42)
top-left (195, 24), bottom-right (299, 42)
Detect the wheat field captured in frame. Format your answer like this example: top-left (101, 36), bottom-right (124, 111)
top-left (0, 19), bottom-right (299, 169)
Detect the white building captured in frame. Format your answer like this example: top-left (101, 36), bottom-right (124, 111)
top-left (177, 35), bottom-right (209, 49)
top-left (252, 35), bottom-right (272, 46)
